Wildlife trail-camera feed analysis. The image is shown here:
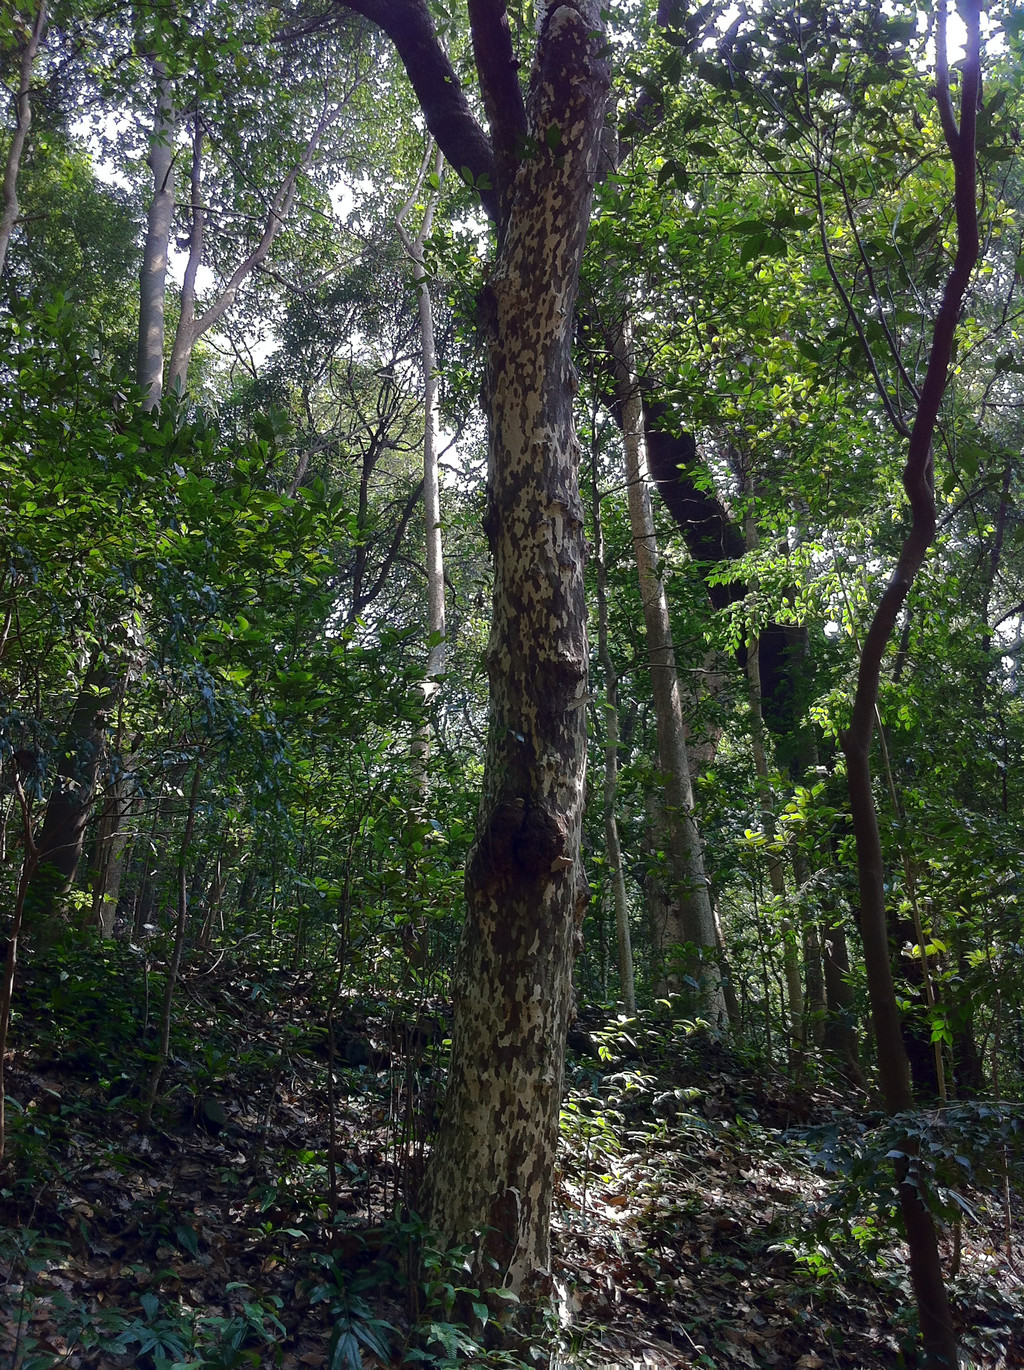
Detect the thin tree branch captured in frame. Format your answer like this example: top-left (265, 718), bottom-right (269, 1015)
top-left (837, 169), bottom-right (920, 404)
top-left (813, 165), bottom-right (913, 439)
top-left (334, 0), bottom-right (499, 221)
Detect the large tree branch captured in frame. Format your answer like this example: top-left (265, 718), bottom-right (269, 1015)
top-left (335, 0), bottom-right (499, 221)
top-left (467, 0), bottom-right (526, 219)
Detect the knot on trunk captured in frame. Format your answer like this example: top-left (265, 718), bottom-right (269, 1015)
top-left (471, 798), bottom-right (568, 885)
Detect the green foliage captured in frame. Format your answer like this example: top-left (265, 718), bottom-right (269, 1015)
top-left (798, 1102), bottom-right (1024, 1243)
top-left (310, 1256), bottom-right (396, 1369)
top-left (1, 3), bottom-right (1023, 1365)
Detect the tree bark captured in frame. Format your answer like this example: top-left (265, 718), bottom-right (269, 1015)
top-left (610, 320), bottom-right (721, 1019)
top-left (742, 510), bottom-right (803, 1061)
top-left (839, 4), bottom-right (980, 1362)
top-left (591, 450), bottom-right (635, 1014)
top-left (25, 658), bottom-right (118, 927)
top-left (398, 144), bottom-right (447, 805)
top-left (821, 911), bottom-right (864, 1086)
top-left (137, 59), bottom-right (176, 410)
top-left (415, 0), bottom-right (610, 1295)
top-left (91, 774), bottom-right (137, 937)
top-left (0, 0), bottom-right (46, 279)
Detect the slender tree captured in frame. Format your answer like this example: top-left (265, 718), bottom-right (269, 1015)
top-left (591, 434), bottom-right (636, 1014)
top-left (397, 141), bottom-right (446, 800)
top-left (137, 57), bottom-right (175, 410)
top-left (841, 2), bottom-right (981, 1363)
top-left (0, 0), bottom-right (47, 278)
top-left (610, 319), bottom-right (722, 1016)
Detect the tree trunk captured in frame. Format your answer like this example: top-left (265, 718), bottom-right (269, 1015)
top-left (611, 320), bottom-right (720, 1020)
top-left (399, 144), bottom-right (446, 807)
top-left (0, 0), bottom-right (46, 279)
top-left (821, 913), bottom-right (864, 1086)
top-left (25, 658), bottom-right (117, 927)
top-left (91, 774), bottom-right (137, 937)
top-left (138, 60), bottom-right (175, 410)
top-left (742, 510), bottom-right (803, 1062)
top-left (801, 915), bottom-right (826, 1050)
top-left (0, 775), bottom-right (36, 1160)
top-left (422, 0), bottom-right (609, 1296)
top-left (592, 450), bottom-right (635, 1014)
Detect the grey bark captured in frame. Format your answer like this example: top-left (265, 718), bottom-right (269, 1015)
top-left (611, 320), bottom-right (720, 1019)
top-left (91, 775), bottom-right (138, 937)
top-left (0, 0), bottom-right (46, 278)
top-left (398, 144), bottom-right (446, 802)
top-left (137, 61), bottom-right (176, 410)
top-left (592, 459), bottom-right (635, 1014)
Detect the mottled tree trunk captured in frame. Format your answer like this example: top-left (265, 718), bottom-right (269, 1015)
top-left (422, 0), bottom-right (609, 1294)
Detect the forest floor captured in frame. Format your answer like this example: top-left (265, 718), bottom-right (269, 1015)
top-left (0, 943), bottom-right (1021, 1370)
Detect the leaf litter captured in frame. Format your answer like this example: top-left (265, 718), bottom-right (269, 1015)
top-left (0, 953), bottom-right (1020, 1368)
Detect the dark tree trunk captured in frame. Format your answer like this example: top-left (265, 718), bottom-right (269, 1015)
top-left (26, 660), bottom-right (117, 927)
top-left (821, 915), bottom-right (865, 1087)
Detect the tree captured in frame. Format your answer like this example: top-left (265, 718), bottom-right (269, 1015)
top-left (840, 3), bottom-right (981, 1362)
top-left (610, 320), bottom-right (722, 1013)
top-left (0, 0), bottom-right (47, 277)
top-left (334, 0), bottom-right (609, 1293)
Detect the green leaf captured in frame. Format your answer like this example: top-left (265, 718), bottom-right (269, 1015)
top-left (329, 1328), bottom-right (362, 1370)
